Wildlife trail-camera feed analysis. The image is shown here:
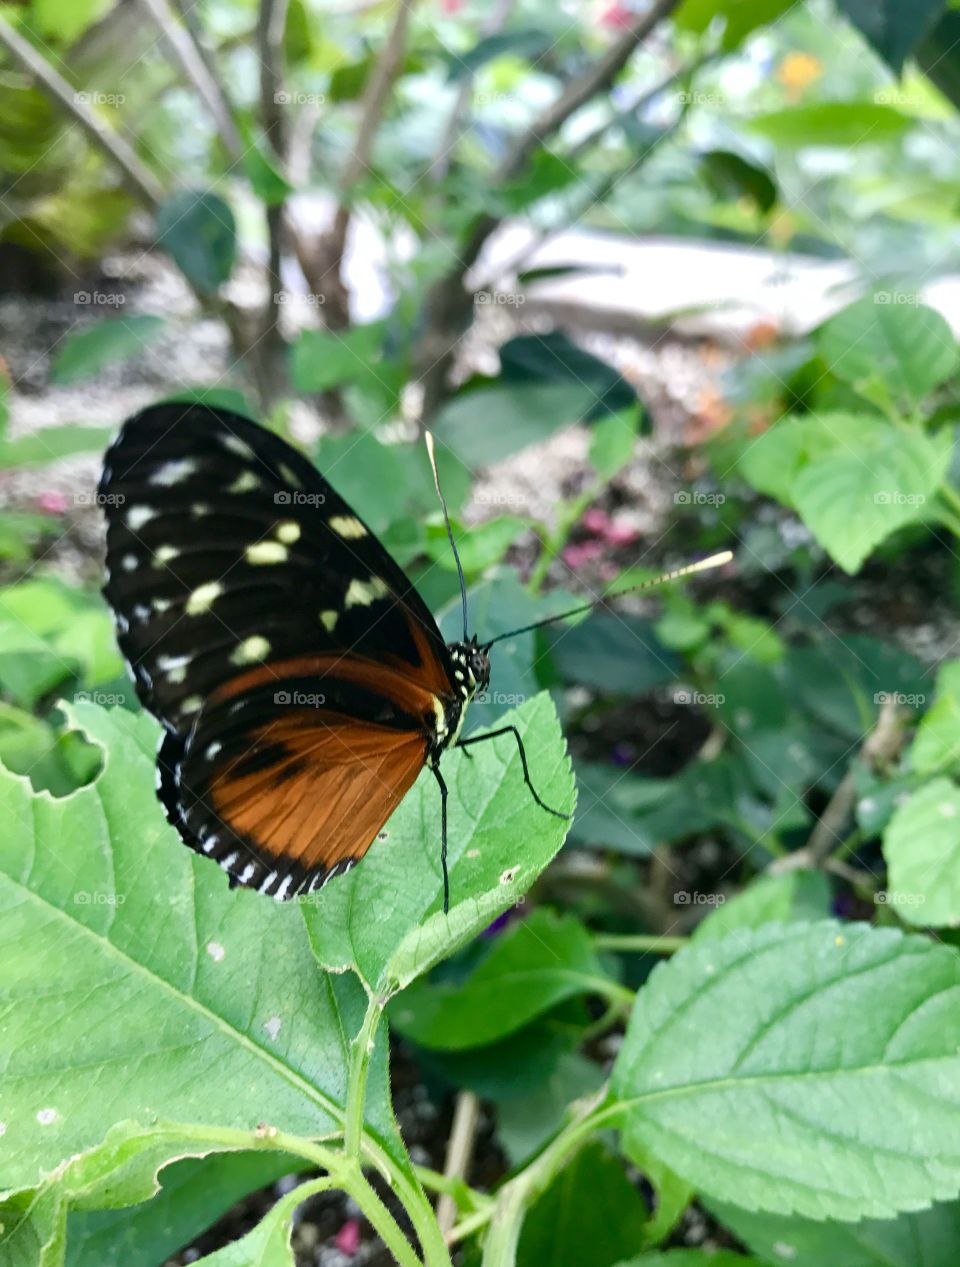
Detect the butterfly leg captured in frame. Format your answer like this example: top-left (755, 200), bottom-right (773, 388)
top-left (456, 726), bottom-right (570, 821)
top-left (431, 762), bottom-right (451, 915)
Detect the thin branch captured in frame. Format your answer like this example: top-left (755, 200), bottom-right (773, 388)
top-left (0, 12), bottom-right (165, 209)
top-left (428, 0), bottom-right (516, 183)
top-left (415, 0), bottom-right (682, 419)
top-left (137, 0), bottom-right (245, 161)
top-left (436, 1090), bottom-right (480, 1240)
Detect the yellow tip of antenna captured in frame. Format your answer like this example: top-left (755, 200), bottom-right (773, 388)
top-left (679, 550), bottom-right (733, 577)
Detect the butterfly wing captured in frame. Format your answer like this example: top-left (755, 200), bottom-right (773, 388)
top-left (99, 401), bottom-right (453, 735)
top-left (100, 401), bottom-right (457, 897)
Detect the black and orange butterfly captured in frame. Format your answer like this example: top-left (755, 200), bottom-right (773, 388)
top-left (99, 401), bottom-right (730, 911)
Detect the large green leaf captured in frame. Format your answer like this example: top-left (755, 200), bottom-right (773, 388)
top-left (301, 693), bottom-right (575, 994)
top-left (747, 103), bottom-right (912, 147)
top-left (432, 382), bottom-right (597, 467)
top-left (883, 777), bottom-right (960, 927)
top-left (710, 1196), bottom-right (960, 1267)
top-left (498, 332), bottom-right (639, 423)
top-left (52, 317), bottom-right (166, 386)
top-left (675, 0), bottom-right (796, 47)
top-left (0, 425), bottom-right (112, 468)
top-left (611, 921), bottom-right (960, 1220)
top-left (791, 423), bottom-right (950, 573)
top-left (835, 0), bottom-right (948, 72)
top-left (911, 662), bottom-right (960, 775)
top-left (391, 909), bottom-right (609, 1050)
top-left (156, 190), bottom-right (236, 294)
top-left (692, 870), bottom-right (831, 943)
top-left (817, 295), bottom-right (958, 405)
top-left (613, 1255), bottom-right (759, 1267)
top-left (517, 1142), bottom-right (650, 1267)
top-left (546, 613), bottom-right (678, 694)
top-left (0, 704), bottom-right (395, 1201)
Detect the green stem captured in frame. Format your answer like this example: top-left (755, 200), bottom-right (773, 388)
top-left (481, 1093), bottom-right (610, 1266)
top-left (593, 933), bottom-right (687, 954)
top-left (364, 1138), bottom-right (454, 1267)
top-left (939, 479), bottom-right (960, 523)
top-left (344, 993), bottom-right (385, 1158)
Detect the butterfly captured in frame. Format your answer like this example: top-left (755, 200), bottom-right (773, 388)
top-left (98, 401), bottom-right (571, 911)
top-left (99, 401), bottom-right (731, 911)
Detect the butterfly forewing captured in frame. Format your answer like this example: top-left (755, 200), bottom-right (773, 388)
top-left (100, 401), bottom-right (458, 898)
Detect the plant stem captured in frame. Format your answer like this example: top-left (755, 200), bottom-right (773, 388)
top-left (593, 932), bottom-right (687, 954)
top-left (344, 994), bottom-right (385, 1158)
top-left (480, 1092), bottom-right (609, 1266)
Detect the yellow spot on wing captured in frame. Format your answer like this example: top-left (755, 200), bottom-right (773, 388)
top-left (231, 635), bottom-right (271, 665)
top-left (330, 515), bottom-right (368, 539)
top-left (186, 581), bottom-right (223, 614)
top-left (320, 609), bottom-right (338, 632)
top-left (275, 520), bottom-right (300, 544)
top-left (229, 470), bottom-right (260, 494)
top-left (345, 577), bottom-right (389, 607)
top-left (246, 541), bottom-right (288, 565)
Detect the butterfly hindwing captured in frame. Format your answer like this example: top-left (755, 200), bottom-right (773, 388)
top-left (101, 401), bottom-right (460, 898)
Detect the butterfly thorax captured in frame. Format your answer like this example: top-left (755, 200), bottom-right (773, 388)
top-left (428, 639), bottom-right (490, 760)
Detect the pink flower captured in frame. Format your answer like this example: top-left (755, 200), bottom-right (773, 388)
top-left (335, 1218), bottom-right (361, 1255)
top-left (562, 540), bottom-right (604, 570)
top-left (37, 490), bottom-right (69, 515)
top-left (599, 2), bottom-right (633, 29)
top-left (605, 520), bottom-right (639, 546)
top-left (581, 507), bottom-right (613, 536)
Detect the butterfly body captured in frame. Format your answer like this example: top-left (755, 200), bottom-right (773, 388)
top-left (98, 402), bottom-right (492, 903)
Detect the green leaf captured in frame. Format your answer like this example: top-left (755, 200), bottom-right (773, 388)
top-left (433, 382), bottom-right (597, 467)
top-left (817, 295), bottom-right (958, 404)
top-left (791, 423), bottom-right (950, 573)
top-left (447, 28), bottom-right (553, 81)
top-left (612, 1254), bottom-right (759, 1267)
top-left (709, 1195), bottom-right (960, 1267)
top-left (424, 514), bottom-right (527, 575)
top-left (242, 144), bottom-right (294, 207)
top-left (0, 703), bottom-right (399, 1200)
top-left (698, 149), bottom-right (777, 213)
top-left (66, 1151), bottom-right (294, 1267)
top-left (747, 102), bottom-right (912, 147)
top-left (547, 613), bottom-right (678, 694)
top-left (883, 777), bottom-right (960, 926)
top-left (692, 870), bottom-right (832, 943)
top-left (675, 0), bottom-right (796, 47)
top-left (51, 317), bottom-right (166, 386)
top-left (611, 921), bottom-right (960, 1220)
top-left (911, 662), bottom-right (960, 774)
top-left (499, 331), bottom-right (639, 423)
top-left (0, 425), bottom-right (112, 468)
top-left (33, 0), bottom-right (112, 41)
top-left (518, 1142), bottom-right (650, 1267)
top-left (156, 190), bottom-right (236, 294)
top-left (835, 0), bottom-right (948, 72)
top-left (289, 323), bottom-right (385, 394)
top-left (190, 1178), bottom-right (314, 1264)
top-left (916, 12), bottom-right (960, 111)
top-left (589, 409), bottom-right (639, 478)
top-left (570, 762), bottom-right (669, 856)
top-left (391, 909), bottom-right (610, 1051)
top-left (301, 693), bottom-right (575, 995)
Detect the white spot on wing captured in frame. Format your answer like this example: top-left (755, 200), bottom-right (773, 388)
top-left (121, 554), bottom-right (138, 571)
top-left (127, 506), bottom-right (156, 531)
top-left (222, 434), bottom-right (254, 459)
top-left (274, 874), bottom-right (293, 901)
top-left (150, 458), bottom-right (197, 486)
top-left (330, 515), bottom-right (367, 539)
top-left (205, 741), bottom-right (222, 761)
top-left (153, 545), bottom-right (179, 566)
top-left (246, 541), bottom-right (287, 565)
top-left (186, 581), bottom-right (223, 614)
top-left (345, 576), bottom-right (389, 608)
top-left (231, 635), bottom-right (270, 666)
top-left (275, 520), bottom-right (300, 544)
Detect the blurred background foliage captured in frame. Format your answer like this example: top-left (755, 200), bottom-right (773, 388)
top-left (4, 0), bottom-right (960, 1261)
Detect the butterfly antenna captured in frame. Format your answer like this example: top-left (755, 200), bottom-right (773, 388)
top-left (484, 550), bottom-right (734, 648)
top-left (425, 430), bottom-right (469, 641)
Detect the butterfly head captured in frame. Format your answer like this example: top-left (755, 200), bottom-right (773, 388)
top-left (448, 636), bottom-right (491, 701)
